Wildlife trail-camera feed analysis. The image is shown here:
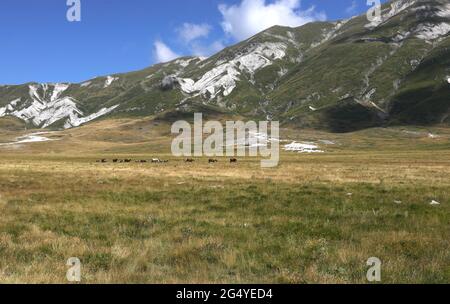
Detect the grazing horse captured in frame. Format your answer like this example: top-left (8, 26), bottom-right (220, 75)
top-left (113, 159), bottom-right (119, 163)
top-left (101, 159), bottom-right (107, 163)
top-left (208, 159), bottom-right (218, 163)
top-left (124, 159), bottom-right (132, 163)
top-left (151, 158), bottom-right (161, 163)
top-left (230, 158), bottom-right (237, 163)
top-left (140, 160), bottom-right (147, 163)
top-left (185, 158), bottom-right (194, 163)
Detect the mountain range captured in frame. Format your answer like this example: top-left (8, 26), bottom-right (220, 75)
top-left (1, 0), bottom-right (449, 132)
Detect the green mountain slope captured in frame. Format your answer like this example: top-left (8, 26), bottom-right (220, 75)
top-left (0, 0), bottom-right (448, 131)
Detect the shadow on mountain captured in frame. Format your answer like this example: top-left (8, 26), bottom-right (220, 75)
top-left (321, 100), bottom-right (384, 133)
top-left (155, 102), bottom-right (233, 123)
top-left (389, 84), bottom-right (450, 126)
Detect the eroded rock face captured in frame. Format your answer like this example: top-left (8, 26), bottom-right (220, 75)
top-left (161, 76), bottom-right (179, 91)
top-left (178, 42), bottom-right (287, 99)
top-left (0, 83), bottom-right (118, 129)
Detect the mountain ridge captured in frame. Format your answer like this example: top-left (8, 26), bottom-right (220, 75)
top-left (1, 0), bottom-right (449, 131)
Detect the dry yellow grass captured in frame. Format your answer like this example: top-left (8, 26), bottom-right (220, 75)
top-left (0, 118), bottom-right (449, 283)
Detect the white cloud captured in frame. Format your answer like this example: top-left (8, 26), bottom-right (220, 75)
top-left (345, 1), bottom-right (358, 15)
top-left (219, 0), bottom-right (326, 41)
top-left (154, 40), bottom-right (179, 63)
top-left (177, 23), bottom-right (212, 43)
top-left (190, 40), bottom-right (226, 57)
top-left (174, 22), bottom-right (224, 57)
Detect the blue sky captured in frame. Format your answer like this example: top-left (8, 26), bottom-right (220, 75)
top-left (0, 0), bottom-right (388, 84)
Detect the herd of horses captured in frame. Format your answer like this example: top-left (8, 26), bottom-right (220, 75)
top-left (96, 158), bottom-right (238, 164)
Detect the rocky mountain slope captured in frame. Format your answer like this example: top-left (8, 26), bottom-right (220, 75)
top-left (0, 0), bottom-right (449, 131)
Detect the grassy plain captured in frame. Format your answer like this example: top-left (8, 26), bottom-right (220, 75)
top-left (0, 117), bottom-right (449, 283)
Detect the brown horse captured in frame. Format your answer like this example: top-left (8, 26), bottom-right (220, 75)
top-left (185, 158), bottom-right (195, 163)
top-left (230, 158), bottom-right (237, 163)
top-left (208, 159), bottom-right (218, 163)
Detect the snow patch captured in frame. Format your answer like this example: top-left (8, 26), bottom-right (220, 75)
top-left (430, 200), bottom-right (440, 206)
top-left (318, 140), bottom-right (336, 145)
top-left (64, 105), bottom-right (119, 129)
top-left (29, 84), bottom-right (42, 102)
top-left (50, 83), bottom-right (69, 101)
top-left (175, 58), bottom-right (197, 68)
top-left (0, 83), bottom-right (120, 129)
top-left (225, 131), bottom-right (279, 148)
top-left (392, 31), bottom-right (411, 42)
top-left (437, 3), bottom-right (450, 18)
top-left (365, 0), bottom-right (417, 29)
top-left (104, 76), bottom-right (118, 88)
top-left (311, 20), bottom-right (349, 48)
top-left (284, 142), bottom-right (324, 153)
top-left (178, 42), bottom-right (287, 99)
top-left (415, 23), bottom-right (450, 40)
top-left (0, 132), bottom-right (58, 147)
top-left (278, 68), bottom-right (288, 78)
top-left (10, 98), bottom-right (21, 107)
